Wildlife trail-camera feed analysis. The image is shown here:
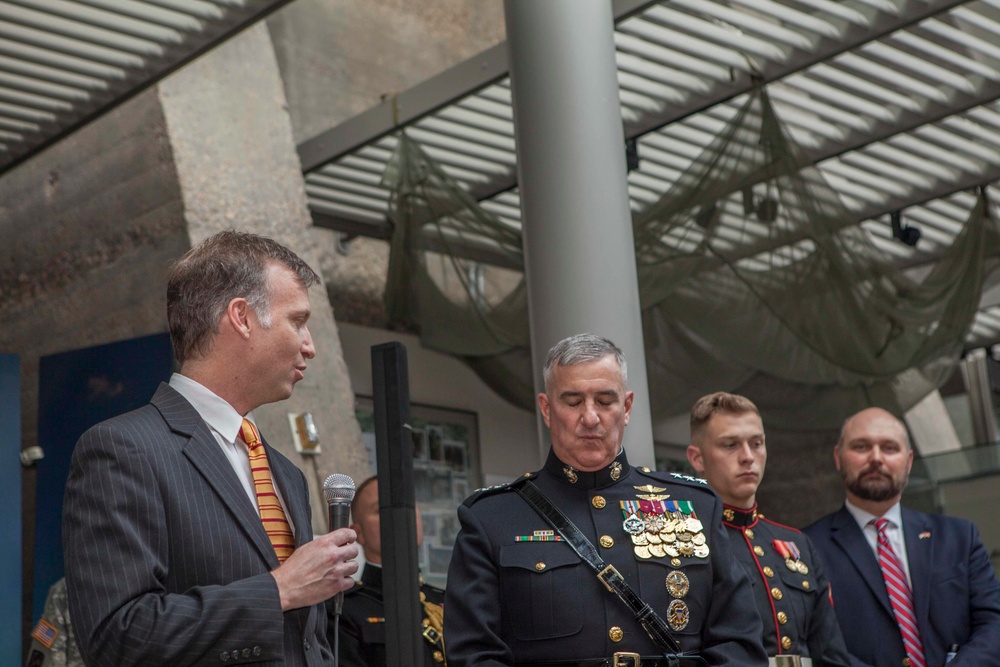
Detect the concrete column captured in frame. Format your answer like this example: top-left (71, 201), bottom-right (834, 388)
top-left (158, 23), bottom-right (370, 531)
top-left (504, 0), bottom-right (655, 467)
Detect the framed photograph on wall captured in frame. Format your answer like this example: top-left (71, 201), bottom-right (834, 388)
top-left (354, 397), bottom-right (481, 587)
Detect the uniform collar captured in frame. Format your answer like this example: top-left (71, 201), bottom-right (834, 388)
top-left (542, 447), bottom-right (630, 489)
top-left (361, 563), bottom-right (383, 591)
top-left (722, 502), bottom-right (759, 528)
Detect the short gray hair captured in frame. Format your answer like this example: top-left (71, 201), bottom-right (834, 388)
top-left (543, 333), bottom-right (627, 390)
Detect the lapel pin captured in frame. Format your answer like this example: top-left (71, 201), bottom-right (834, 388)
top-left (919, 531), bottom-right (931, 539)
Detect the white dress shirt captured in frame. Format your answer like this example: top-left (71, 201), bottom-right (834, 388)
top-left (844, 498), bottom-right (911, 587)
top-left (169, 373), bottom-right (294, 534)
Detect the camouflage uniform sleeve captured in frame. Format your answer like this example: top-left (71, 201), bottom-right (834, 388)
top-left (27, 578), bottom-right (82, 667)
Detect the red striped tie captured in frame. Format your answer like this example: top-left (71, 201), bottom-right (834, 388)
top-left (240, 419), bottom-right (296, 563)
top-left (873, 518), bottom-right (925, 667)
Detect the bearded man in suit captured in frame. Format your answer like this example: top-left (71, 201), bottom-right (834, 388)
top-left (63, 230), bottom-right (359, 666)
top-left (805, 407), bottom-right (1000, 667)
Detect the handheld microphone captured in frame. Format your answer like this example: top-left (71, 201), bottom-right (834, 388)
top-left (323, 473), bottom-right (356, 616)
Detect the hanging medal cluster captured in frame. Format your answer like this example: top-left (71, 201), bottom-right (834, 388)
top-left (772, 539), bottom-right (809, 574)
top-left (621, 485), bottom-right (710, 560)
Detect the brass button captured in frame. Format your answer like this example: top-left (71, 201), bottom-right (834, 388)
top-left (592, 495), bottom-right (607, 509)
top-left (803, 580), bottom-right (810, 590)
top-left (771, 587), bottom-right (783, 600)
top-left (744, 528), bottom-right (754, 539)
top-left (777, 611), bottom-right (788, 625)
top-left (781, 636), bottom-right (792, 650)
top-left (535, 562), bottom-right (546, 571)
top-left (640, 467), bottom-right (651, 472)
top-left (433, 650), bottom-right (444, 663)
top-left (902, 659), bottom-right (911, 667)
top-left (600, 535), bottom-right (614, 548)
top-left (609, 626), bottom-right (624, 642)
top-left (671, 558), bottom-right (682, 567)
top-left (754, 546), bottom-right (765, 557)
top-left (763, 566), bottom-right (774, 577)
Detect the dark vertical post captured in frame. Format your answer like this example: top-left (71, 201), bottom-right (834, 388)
top-left (371, 342), bottom-right (421, 667)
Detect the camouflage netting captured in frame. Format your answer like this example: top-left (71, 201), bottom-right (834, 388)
top-left (378, 86), bottom-right (1000, 430)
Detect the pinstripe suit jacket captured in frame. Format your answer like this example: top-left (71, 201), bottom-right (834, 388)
top-left (63, 383), bottom-right (331, 667)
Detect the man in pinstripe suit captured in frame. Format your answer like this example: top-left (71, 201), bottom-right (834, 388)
top-left (63, 231), bottom-right (359, 666)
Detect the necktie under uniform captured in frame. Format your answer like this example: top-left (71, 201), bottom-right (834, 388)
top-left (240, 418), bottom-right (296, 563)
top-left (872, 517), bottom-right (925, 667)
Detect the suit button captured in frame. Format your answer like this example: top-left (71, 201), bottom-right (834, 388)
top-left (230, 650), bottom-right (240, 660)
top-left (242, 648), bottom-right (250, 658)
top-left (754, 546), bottom-right (765, 557)
top-left (744, 528), bottom-right (754, 539)
top-left (220, 653), bottom-right (229, 662)
top-left (600, 535), bottom-right (614, 548)
top-left (802, 580), bottom-right (810, 589)
top-left (535, 562), bottom-right (546, 571)
top-left (781, 636), bottom-right (792, 650)
top-left (777, 611), bottom-right (788, 625)
top-left (253, 646), bottom-right (262, 656)
top-left (304, 639), bottom-right (311, 651)
top-left (763, 566), bottom-right (774, 577)
top-left (592, 495), bottom-right (607, 509)
top-left (609, 626), bottom-right (624, 642)
top-left (771, 587), bottom-right (783, 600)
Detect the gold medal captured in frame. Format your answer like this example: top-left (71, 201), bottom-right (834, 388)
top-left (797, 560), bottom-right (809, 575)
top-left (635, 545), bottom-right (652, 559)
top-left (785, 558), bottom-right (798, 572)
top-left (685, 518), bottom-right (703, 533)
top-left (692, 532), bottom-right (706, 546)
top-left (667, 600), bottom-right (690, 631)
top-left (631, 533), bottom-right (649, 546)
top-left (693, 544), bottom-right (710, 558)
top-left (676, 531), bottom-right (693, 543)
top-left (665, 571), bottom-right (690, 598)
top-left (649, 543), bottom-right (666, 558)
top-left (665, 544), bottom-right (680, 558)
top-left (663, 531), bottom-right (677, 543)
top-left (646, 531), bottom-right (662, 545)
top-left (679, 542), bottom-right (695, 557)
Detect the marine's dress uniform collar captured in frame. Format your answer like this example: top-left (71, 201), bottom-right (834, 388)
top-left (722, 502), bottom-right (759, 529)
top-left (542, 447), bottom-right (630, 489)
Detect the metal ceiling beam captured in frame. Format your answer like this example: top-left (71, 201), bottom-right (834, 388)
top-left (0, 0), bottom-right (295, 175)
top-left (297, 0), bottom-right (663, 172)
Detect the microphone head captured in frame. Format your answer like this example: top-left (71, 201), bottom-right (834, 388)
top-left (323, 473), bottom-right (356, 504)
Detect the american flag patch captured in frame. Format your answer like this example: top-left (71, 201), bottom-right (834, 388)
top-left (32, 619), bottom-right (58, 648)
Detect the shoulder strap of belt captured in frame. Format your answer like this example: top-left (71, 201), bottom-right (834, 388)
top-left (516, 481), bottom-right (682, 655)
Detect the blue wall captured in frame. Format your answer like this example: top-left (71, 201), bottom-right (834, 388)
top-left (0, 355), bottom-right (21, 667)
top-left (33, 334), bottom-right (172, 622)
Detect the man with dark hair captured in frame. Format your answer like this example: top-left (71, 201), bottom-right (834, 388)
top-left (805, 407), bottom-right (1000, 667)
top-left (333, 477), bottom-right (446, 666)
top-left (687, 392), bottom-right (850, 667)
top-left (64, 230), bottom-right (359, 666)
top-left (445, 333), bottom-right (766, 666)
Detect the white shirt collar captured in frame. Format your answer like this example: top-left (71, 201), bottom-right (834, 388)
top-left (844, 497), bottom-right (904, 531)
top-left (169, 373), bottom-right (255, 443)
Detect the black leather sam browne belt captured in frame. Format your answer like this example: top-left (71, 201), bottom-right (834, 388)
top-left (515, 482), bottom-right (708, 667)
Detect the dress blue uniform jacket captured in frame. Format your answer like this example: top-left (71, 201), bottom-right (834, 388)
top-left (722, 504), bottom-right (850, 666)
top-left (63, 383), bottom-right (331, 666)
top-left (444, 448), bottom-right (767, 666)
top-left (804, 505), bottom-right (1000, 667)
top-left (334, 563), bottom-right (446, 666)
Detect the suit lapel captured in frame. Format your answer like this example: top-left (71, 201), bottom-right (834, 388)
top-left (902, 507), bottom-right (933, 630)
top-left (151, 383), bottom-right (280, 568)
top-left (830, 506), bottom-right (894, 617)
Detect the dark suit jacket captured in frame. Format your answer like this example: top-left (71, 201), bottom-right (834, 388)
top-left (804, 505), bottom-right (1000, 667)
top-left (63, 383), bottom-right (331, 666)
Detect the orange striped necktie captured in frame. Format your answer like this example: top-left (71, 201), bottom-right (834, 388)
top-left (239, 419), bottom-right (295, 563)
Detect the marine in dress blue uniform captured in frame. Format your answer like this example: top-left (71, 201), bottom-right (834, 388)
top-left (444, 334), bottom-right (766, 667)
top-left (686, 392), bottom-right (850, 667)
top-left (336, 564), bottom-right (446, 667)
